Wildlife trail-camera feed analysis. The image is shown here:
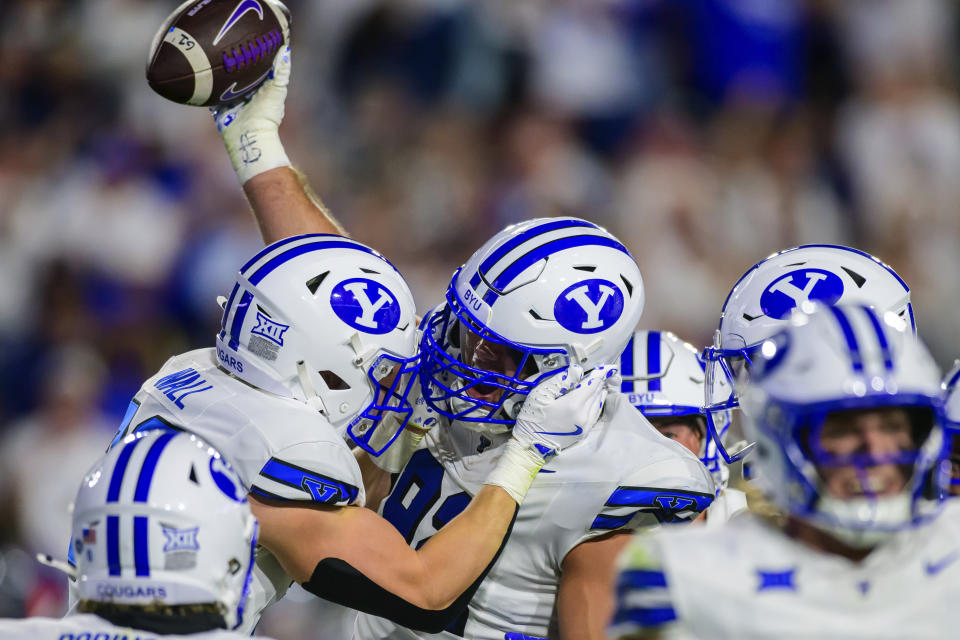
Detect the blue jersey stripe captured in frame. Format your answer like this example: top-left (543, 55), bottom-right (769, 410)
top-left (134, 431), bottom-right (177, 503)
top-left (107, 515), bottom-right (121, 576)
top-left (107, 438), bottom-right (142, 502)
top-left (827, 306), bottom-right (863, 373)
top-left (605, 487), bottom-right (714, 512)
top-left (590, 512), bottom-right (636, 530)
top-left (259, 458), bottom-right (360, 504)
top-left (239, 233), bottom-right (343, 274)
top-left (488, 235), bottom-right (630, 301)
top-left (470, 219), bottom-right (597, 288)
top-left (227, 291), bottom-right (253, 351)
top-left (109, 399), bottom-right (142, 451)
top-left (620, 335), bottom-right (635, 393)
top-left (646, 331), bottom-right (662, 392)
top-left (862, 306), bottom-right (894, 371)
top-left (133, 515), bottom-right (150, 577)
top-left (247, 240), bottom-right (389, 285)
top-left (618, 569), bottom-right (668, 590)
top-left (613, 605), bottom-right (677, 627)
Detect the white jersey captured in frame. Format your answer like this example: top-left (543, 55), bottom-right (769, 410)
top-left (355, 400), bottom-right (715, 640)
top-left (703, 488), bottom-right (747, 529)
top-left (612, 503), bottom-right (960, 639)
top-left (98, 348), bottom-right (365, 634)
top-left (0, 614), bottom-right (273, 640)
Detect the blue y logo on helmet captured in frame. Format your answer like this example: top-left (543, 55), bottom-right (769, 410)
top-left (554, 279), bottom-right (624, 334)
top-left (331, 278), bottom-right (401, 335)
top-left (760, 269), bottom-right (844, 320)
top-left (210, 457), bottom-right (245, 503)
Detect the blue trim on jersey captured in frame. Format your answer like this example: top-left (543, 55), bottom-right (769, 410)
top-left (612, 605), bottom-right (677, 627)
top-left (618, 569), bottom-right (668, 590)
top-left (67, 537), bottom-right (76, 566)
top-left (469, 219), bottom-right (597, 289)
top-left (862, 306), bottom-right (894, 371)
top-left (107, 515), bottom-right (121, 576)
top-left (504, 634), bottom-right (550, 640)
top-left (484, 235), bottom-right (631, 306)
top-left (227, 291), bottom-right (253, 351)
top-left (109, 399), bottom-right (142, 450)
top-left (259, 458), bottom-right (360, 504)
top-left (827, 306), bottom-right (863, 373)
top-left (133, 515), bottom-right (150, 577)
top-left (132, 416), bottom-right (181, 436)
top-left (247, 240), bottom-right (389, 285)
top-left (620, 335), bottom-right (635, 393)
top-left (646, 331), bottom-right (661, 392)
top-left (134, 431), bottom-right (176, 503)
top-left (605, 486), bottom-right (714, 512)
top-left (107, 438), bottom-right (142, 502)
top-left (590, 512), bottom-right (636, 530)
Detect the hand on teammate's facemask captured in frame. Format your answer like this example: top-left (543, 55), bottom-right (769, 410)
top-left (487, 365), bottom-right (620, 505)
top-left (511, 364), bottom-right (620, 459)
top-left (368, 376), bottom-right (441, 473)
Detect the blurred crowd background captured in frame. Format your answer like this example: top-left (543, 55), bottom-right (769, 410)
top-left (1, 0), bottom-right (959, 634)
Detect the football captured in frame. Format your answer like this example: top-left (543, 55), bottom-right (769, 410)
top-left (146, 0), bottom-right (289, 107)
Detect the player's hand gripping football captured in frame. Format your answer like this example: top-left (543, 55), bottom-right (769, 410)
top-left (212, 40), bottom-right (292, 184)
top-left (487, 365), bottom-right (620, 504)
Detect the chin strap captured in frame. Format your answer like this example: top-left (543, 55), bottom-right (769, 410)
top-left (296, 360), bottom-right (328, 415)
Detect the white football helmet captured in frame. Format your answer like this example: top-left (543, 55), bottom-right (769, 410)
top-left (214, 234), bottom-right (420, 454)
top-left (620, 330), bottom-right (729, 485)
top-left (420, 217), bottom-right (644, 433)
top-left (703, 244), bottom-right (914, 463)
top-left (740, 304), bottom-right (946, 548)
top-left (941, 361), bottom-right (960, 493)
top-left (72, 430), bottom-right (257, 630)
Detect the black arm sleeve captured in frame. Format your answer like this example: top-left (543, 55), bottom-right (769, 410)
top-left (301, 505), bottom-right (518, 633)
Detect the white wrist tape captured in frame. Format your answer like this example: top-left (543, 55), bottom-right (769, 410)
top-left (484, 439), bottom-right (546, 505)
top-left (223, 126), bottom-right (291, 185)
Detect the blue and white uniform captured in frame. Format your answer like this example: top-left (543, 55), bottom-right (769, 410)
top-left (355, 400), bottom-right (714, 640)
top-left (612, 506), bottom-right (960, 639)
top-left (105, 348), bottom-right (364, 634)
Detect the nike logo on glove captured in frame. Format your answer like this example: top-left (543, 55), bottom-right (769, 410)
top-left (925, 551), bottom-right (960, 576)
top-left (534, 424), bottom-right (584, 437)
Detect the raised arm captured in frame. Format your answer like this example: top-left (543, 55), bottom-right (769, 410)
top-left (253, 365), bottom-right (617, 632)
top-left (214, 44), bottom-right (345, 242)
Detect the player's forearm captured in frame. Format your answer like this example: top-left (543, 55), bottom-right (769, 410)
top-left (243, 166), bottom-right (346, 243)
top-left (353, 447), bottom-right (393, 510)
top-left (413, 484), bottom-right (518, 608)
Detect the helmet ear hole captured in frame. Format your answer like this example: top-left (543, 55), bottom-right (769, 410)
top-left (318, 370), bottom-right (350, 390)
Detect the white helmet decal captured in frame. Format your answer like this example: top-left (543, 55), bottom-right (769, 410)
top-left (330, 278), bottom-right (402, 334)
top-left (554, 279), bottom-right (625, 334)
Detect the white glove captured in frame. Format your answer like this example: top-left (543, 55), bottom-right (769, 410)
top-left (368, 377), bottom-right (440, 473)
top-left (486, 364), bottom-right (620, 504)
top-left (211, 44), bottom-right (292, 184)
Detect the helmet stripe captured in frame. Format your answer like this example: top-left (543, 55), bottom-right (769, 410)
top-left (130, 431), bottom-right (176, 578)
top-left (827, 306), bottom-right (863, 373)
top-left (227, 291), bottom-right (254, 351)
top-left (620, 335), bottom-right (635, 393)
top-left (134, 431), bottom-right (177, 503)
top-left (107, 438), bottom-right (143, 503)
top-left (469, 220), bottom-right (597, 289)
top-left (647, 331), bottom-right (662, 392)
top-left (484, 235), bottom-right (630, 305)
top-left (133, 515), bottom-right (150, 577)
top-left (862, 306), bottom-right (894, 372)
top-left (948, 366), bottom-right (960, 391)
top-left (107, 515), bottom-right (121, 576)
top-left (240, 233), bottom-right (344, 274)
top-left (247, 240), bottom-right (391, 285)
